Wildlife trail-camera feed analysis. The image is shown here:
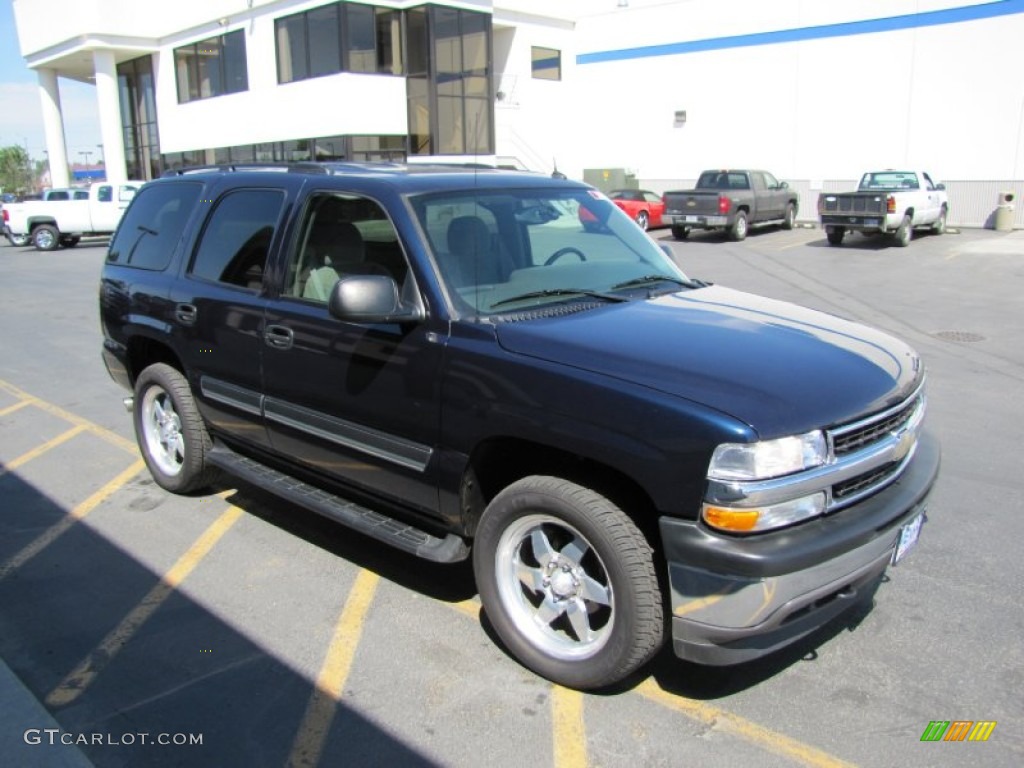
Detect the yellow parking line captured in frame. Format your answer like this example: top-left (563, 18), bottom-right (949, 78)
top-left (444, 603), bottom-right (854, 767)
top-left (45, 504), bottom-right (244, 708)
top-left (287, 569), bottom-right (380, 768)
top-left (0, 424), bottom-right (87, 478)
top-left (552, 686), bottom-right (588, 768)
top-left (0, 399), bottom-right (32, 418)
top-left (636, 679), bottom-right (857, 768)
top-left (0, 378), bottom-right (137, 455)
top-left (0, 459), bottom-right (146, 582)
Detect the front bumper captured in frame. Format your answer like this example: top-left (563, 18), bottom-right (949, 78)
top-left (660, 430), bottom-right (939, 665)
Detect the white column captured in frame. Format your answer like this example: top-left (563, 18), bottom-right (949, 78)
top-left (93, 49), bottom-right (128, 183)
top-left (37, 68), bottom-right (70, 188)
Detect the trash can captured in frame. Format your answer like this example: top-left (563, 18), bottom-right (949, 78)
top-left (994, 191), bottom-right (1015, 231)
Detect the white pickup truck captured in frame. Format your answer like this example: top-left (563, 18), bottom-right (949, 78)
top-left (4, 181), bottom-right (143, 250)
top-left (817, 170), bottom-right (949, 247)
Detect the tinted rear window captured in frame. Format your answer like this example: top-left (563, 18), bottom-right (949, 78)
top-left (107, 182), bottom-right (202, 270)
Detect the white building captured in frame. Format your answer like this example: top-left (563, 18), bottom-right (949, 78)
top-left (13, 0), bottom-right (1024, 225)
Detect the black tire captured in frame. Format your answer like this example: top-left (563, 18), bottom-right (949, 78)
top-left (781, 202), bottom-right (796, 230)
top-left (473, 475), bottom-right (663, 690)
top-left (6, 233), bottom-right (31, 247)
top-left (728, 211), bottom-right (748, 241)
top-left (60, 235), bottom-right (81, 248)
top-left (133, 363), bottom-right (217, 494)
top-left (32, 224), bottom-right (60, 251)
top-left (826, 227), bottom-right (845, 246)
top-left (932, 207), bottom-right (947, 235)
top-left (671, 225), bottom-right (689, 240)
top-left (635, 210), bottom-right (650, 231)
top-left (894, 215), bottom-right (912, 247)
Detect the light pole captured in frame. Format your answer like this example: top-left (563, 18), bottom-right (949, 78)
top-left (79, 150), bottom-right (93, 166)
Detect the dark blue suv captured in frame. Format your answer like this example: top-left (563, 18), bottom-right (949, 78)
top-left (100, 163), bottom-right (939, 689)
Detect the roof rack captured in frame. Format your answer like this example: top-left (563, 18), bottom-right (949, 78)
top-left (159, 160), bottom-right (520, 179)
top-left (160, 162), bottom-right (330, 177)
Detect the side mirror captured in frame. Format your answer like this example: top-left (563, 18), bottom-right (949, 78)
top-left (935, 183), bottom-right (946, 191)
top-left (779, 181), bottom-right (789, 189)
top-left (328, 274), bottom-right (424, 324)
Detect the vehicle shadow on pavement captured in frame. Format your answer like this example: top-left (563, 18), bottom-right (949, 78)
top-left (220, 479), bottom-right (478, 604)
top-left (0, 470), bottom-right (443, 767)
top-left (805, 231), bottom-right (946, 250)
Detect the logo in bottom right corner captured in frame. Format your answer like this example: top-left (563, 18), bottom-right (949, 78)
top-left (920, 720), bottom-right (997, 742)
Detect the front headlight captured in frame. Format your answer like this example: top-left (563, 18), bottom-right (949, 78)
top-left (708, 430), bottom-right (827, 482)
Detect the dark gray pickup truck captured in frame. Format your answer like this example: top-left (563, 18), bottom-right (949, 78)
top-left (663, 169), bottom-right (799, 241)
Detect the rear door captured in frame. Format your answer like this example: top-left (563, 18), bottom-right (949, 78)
top-left (260, 189), bottom-right (445, 516)
top-left (168, 178), bottom-right (298, 452)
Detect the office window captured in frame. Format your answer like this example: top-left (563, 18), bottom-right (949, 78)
top-left (406, 6), bottom-right (493, 156)
top-left (277, 2), bottom-right (402, 83)
top-left (531, 46), bottom-right (561, 80)
top-left (175, 30), bottom-right (248, 103)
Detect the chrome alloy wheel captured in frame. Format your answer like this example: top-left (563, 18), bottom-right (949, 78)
top-left (494, 514), bottom-right (614, 661)
top-left (141, 386), bottom-right (185, 477)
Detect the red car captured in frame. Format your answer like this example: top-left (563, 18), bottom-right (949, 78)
top-left (608, 189), bottom-right (666, 231)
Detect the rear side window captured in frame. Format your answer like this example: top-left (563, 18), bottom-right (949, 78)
top-left (189, 189), bottom-right (285, 290)
top-left (107, 182), bottom-right (202, 270)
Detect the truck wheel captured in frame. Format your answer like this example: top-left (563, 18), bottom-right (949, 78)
top-left (473, 476), bottom-right (663, 690)
top-left (728, 211), bottom-right (748, 241)
top-left (635, 210), bottom-right (650, 231)
top-left (671, 225), bottom-right (689, 240)
top-left (826, 227), bottom-right (845, 246)
top-left (5, 233), bottom-right (31, 247)
top-left (931, 207), bottom-right (947, 235)
top-left (32, 224), bottom-right (61, 251)
top-left (134, 363), bottom-right (217, 494)
top-left (59, 236), bottom-right (81, 248)
top-left (894, 215), bottom-right (913, 247)
top-left (782, 202), bottom-right (796, 230)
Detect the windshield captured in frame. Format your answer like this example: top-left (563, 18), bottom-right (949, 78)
top-left (410, 187), bottom-right (690, 317)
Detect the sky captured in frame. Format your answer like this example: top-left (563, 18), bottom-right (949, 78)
top-left (0, 0), bottom-right (102, 163)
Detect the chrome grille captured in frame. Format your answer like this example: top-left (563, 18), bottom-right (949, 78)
top-left (832, 395), bottom-right (920, 456)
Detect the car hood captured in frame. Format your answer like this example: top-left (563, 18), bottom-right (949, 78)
top-left (493, 286), bottom-right (922, 437)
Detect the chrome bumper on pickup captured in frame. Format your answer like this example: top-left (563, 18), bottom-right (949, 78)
top-left (668, 214), bottom-right (728, 227)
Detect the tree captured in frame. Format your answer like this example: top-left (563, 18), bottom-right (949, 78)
top-left (0, 145), bottom-right (34, 195)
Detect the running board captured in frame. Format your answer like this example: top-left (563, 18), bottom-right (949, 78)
top-left (207, 442), bottom-right (469, 563)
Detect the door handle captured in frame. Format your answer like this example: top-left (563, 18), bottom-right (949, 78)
top-left (264, 324), bottom-right (294, 350)
top-left (175, 303), bottom-right (198, 325)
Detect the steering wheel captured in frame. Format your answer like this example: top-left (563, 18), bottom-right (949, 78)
top-left (544, 247), bottom-right (587, 266)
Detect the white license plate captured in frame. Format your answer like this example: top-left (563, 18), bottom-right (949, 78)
top-left (863, 218), bottom-right (880, 227)
top-left (683, 215), bottom-right (701, 223)
top-left (892, 513), bottom-right (924, 564)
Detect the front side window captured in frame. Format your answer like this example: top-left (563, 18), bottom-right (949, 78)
top-left (283, 193), bottom-right (409, 303)
top-left (175, 30), bottom-right (248, 103)
top-left (189, 189), bottom-right (285, 290)
top-left (411, 188), bottom-right (688, 317)
top-left (107, 182), bottom-right (203, 270)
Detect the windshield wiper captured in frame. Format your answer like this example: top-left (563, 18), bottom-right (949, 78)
top-left (490, 288), bottom-right (629, 309)
top-left (611, 274), bottom-right (693, 290)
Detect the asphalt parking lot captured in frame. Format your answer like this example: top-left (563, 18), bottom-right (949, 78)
top-left (1, 225), bottom-right (1022, 768)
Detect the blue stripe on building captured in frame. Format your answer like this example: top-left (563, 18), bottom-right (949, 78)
top-left (577, 0), bottom-right (1024, 64)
